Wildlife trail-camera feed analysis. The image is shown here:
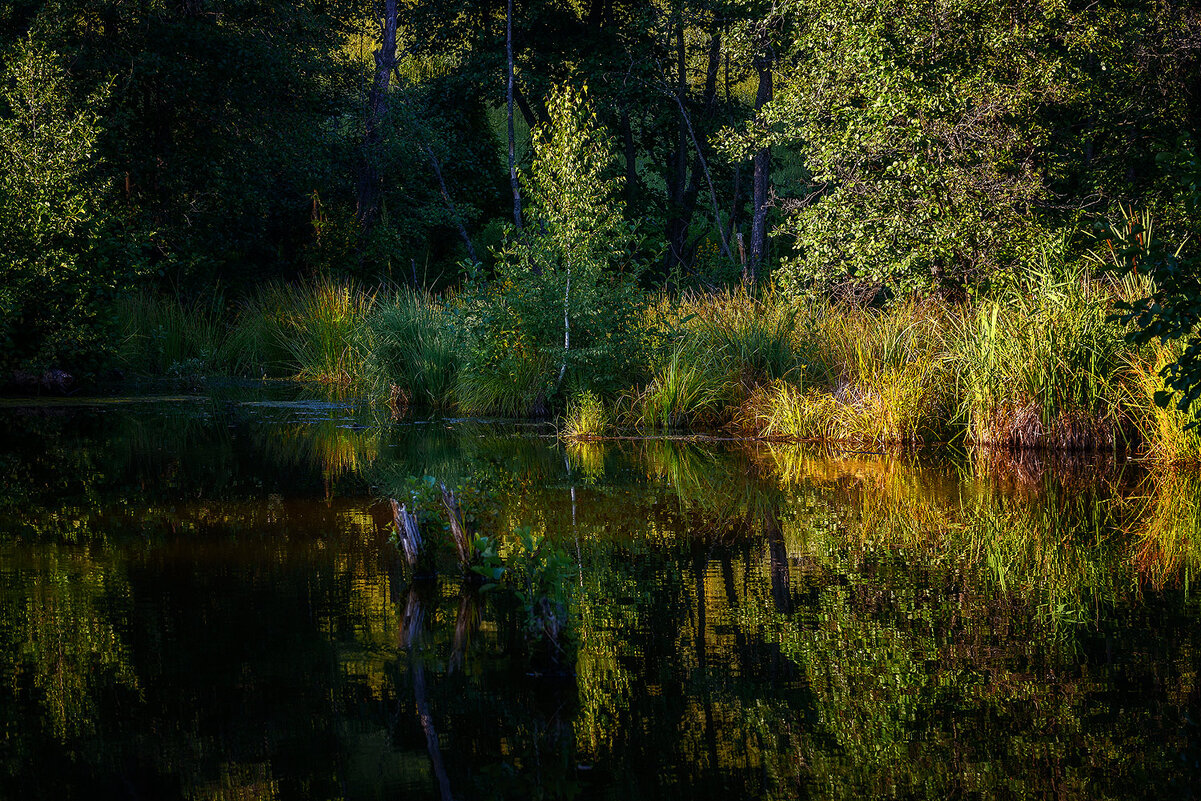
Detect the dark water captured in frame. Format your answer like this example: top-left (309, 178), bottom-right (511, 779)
top-left (1, 393), bottom-right (1199, 800)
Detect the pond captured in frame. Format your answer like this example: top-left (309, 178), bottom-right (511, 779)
top-left (1, 391), bottom-right (1199, 800)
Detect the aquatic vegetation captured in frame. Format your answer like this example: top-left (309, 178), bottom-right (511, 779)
top-left (738, 300), bottom-right (952, 444)
top-left (951, 265), bottom-right (1130, 449)
top-left (677, 287), bottom-right (805, 386)
top-left (561, 390), bottom-right (610, 440)
top-left (266, 278), bottom-right (377, 384)
top-left (365, 290), bottom-right (460, 409)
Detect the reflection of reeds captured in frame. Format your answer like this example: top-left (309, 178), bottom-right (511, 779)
top-left (1129, 471), bottom-right (1201, 589)
top-left (565, 440), bottom-right (607, 483)
top-left (258, 419), bottom-right (379, 480)
top-left (774, 449), bottom-right (1134, 624)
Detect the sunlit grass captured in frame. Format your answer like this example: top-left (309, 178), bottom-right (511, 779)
top-left (950, 265), bottom-right (1130, 449)
top-left (561, 390), bottom-right (610, 440)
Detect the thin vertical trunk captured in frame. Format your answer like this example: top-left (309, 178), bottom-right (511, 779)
top-left (401, 588), bottom-right (454, 801)
top-left (358, 0), bottom-right (399, 231)
top-left (749, 48), bottom-right (773, 283)
top-left (507, 0), bottom-right (523, 230)
top-left (513, 83), bottom-right (543, 128)
top-left (424, 145), bottom-right (479, 263)
top-left (621, 110), bottom-right (637, 210)
top-left (665, 18), bottom-right (689, 278)
top-left (557, 268), bottom-right (570, 390)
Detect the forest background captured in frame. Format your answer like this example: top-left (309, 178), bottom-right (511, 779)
top-left (2, 0), bottom-right (1201, 453)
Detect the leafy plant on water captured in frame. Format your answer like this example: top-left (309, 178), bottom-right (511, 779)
top-left (389, 475), bottom-right (499, 574)
top-left (561, 390), bottom-right (610, 440)
top-left (473, 526), bottom-right (577, 665)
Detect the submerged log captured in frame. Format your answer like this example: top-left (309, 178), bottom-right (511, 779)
top-left (439, 483), bottom-right (472, 568)
top-left (391, 499), bottom-right (423, 571)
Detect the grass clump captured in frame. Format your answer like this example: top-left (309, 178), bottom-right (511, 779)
top-left (624, 339), bottom-right (730, 431)
top-left (272, 278), bottom-right (376, 385)
top-left (114, 291), bottom-right (227, 377)
top-left (737, 299), bottom-right (953, 444)
top-left (951, 266), bottom-right (1129, 450)
top-left (680, 287), bottom-right (805, 386)
top-left (366, 290), bottom-right (460, 409)
top-left (226, 278), bottom-right (376, 384)
top-left (561, 390), bottom-right (610, 440)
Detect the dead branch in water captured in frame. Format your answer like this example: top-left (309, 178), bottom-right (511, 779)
top-left (391, 498), bottom-right (423, 570)
top-left (440, 483), bottom-right (473, 568)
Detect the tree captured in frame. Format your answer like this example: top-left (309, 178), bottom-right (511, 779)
top-left (514, 83), bottom-right (638, 390)
top-left (460, 84), bottom-right (644, 413)
top-left (0, 37), bottom-right (140, 372)
top-left (759, 0), bottom-right (1201, 297)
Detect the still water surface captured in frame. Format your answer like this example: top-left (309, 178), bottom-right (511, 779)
top-left (1, 393), bottom-right (1199, 799)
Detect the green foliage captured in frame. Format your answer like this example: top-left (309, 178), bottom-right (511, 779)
top-left (762, 0), bottom-right (1066, 294)
top-left (951, 265), bottom-right (1129, 448)
top-left (458, 84), bottom-right (647, 414)
top-left (0, 37), bottom-right (142, 371)
top-left (365, 290), bottom-right (461, 409)
top-left (474, 526), bottom-right (576, 657)
top-left (1094, 141), bottom-right (1201, 425)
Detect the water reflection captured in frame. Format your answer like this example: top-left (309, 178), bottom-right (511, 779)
top-left (0, 397), bottom-right (1199, 799)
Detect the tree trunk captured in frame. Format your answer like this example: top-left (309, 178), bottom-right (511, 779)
top-left (665, 26), bottom-right (727, 278)
top-left (425, 145), bottom-right (479, 263)
top-left (621, 110), bottom-right (638, 210)
top-left (507, 0), bottom-right (523, 230)
top-left (664, 18), bottom-right (689, 279)
top-left (749, 48), bottom-right (773, 283)
top-left (357, 0), bottom-right (399, 231)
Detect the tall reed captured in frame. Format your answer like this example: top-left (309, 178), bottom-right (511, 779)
top-left (366, 290), bottom-right (460, 409)
top-left (951, 265), bottom-right (1130, 449)
top-left (738, 299), bottom-right (953, 444)
top-left (232, 278), bottom-right (376, 384)
top-left (114, 291), bottom-right (227, 376)
top-left (624, 339), bottom-right (729, 430)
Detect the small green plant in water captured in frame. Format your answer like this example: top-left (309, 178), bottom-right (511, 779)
top-left (562, 390), bottom-right (610, 440)
top-left (473, 526), bottom-right (577, 671)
